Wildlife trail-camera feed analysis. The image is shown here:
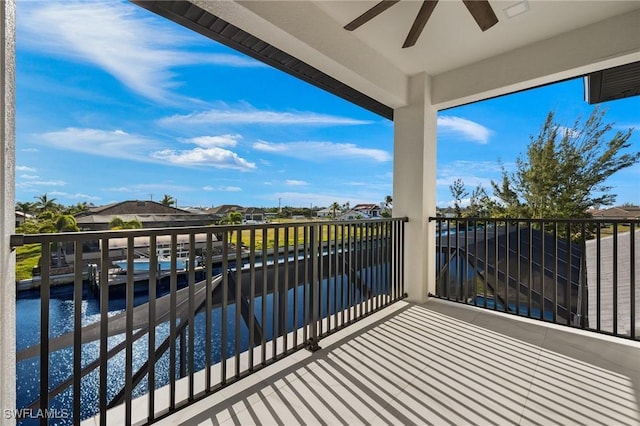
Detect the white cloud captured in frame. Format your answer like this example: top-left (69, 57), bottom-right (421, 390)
top-left (151, 148), bottom-right (256, 171)
top-left (18, 2), bottom-right (262, 104)
top-left (20, 174), bottom-right (40, 180)
top-left (203, 185), bottom-right (242, 192)
top-left (438, 116), bottom-right (491, 144)
top-left (181, 134), bottom-right (242, 148)
top-left (161, 107), bottom-right (373, 126)
top-left (103, 183), bottom-right (194, 193)
top-left (21, 148), bottom-right (39, 153)
top-left (253, 141), bottom-right (391, 162)
top-left (37, 127), bottom-right (158, 160)
top-left (16, 166), bottom-right (37, 172)
top-left (16, 179), bottom-right (67, 188)
top-left (49, 191), bottom-right (101, 201)
top-left (285, 180), bottom-right (309, 186)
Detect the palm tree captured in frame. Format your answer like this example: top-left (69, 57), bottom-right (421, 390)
top-left (220, 211), bottom-right (243, 224)
top-left (64, 201), bottom-right (89, 215)
top-left (161, 194), bottom-right (176, 207)
top-left (108, 217), bottom-right (125, 230)
top-left (35, 193), bottom-right (58, 214)
top-left (15, 201), bottom-right (37, 215)
top-left (329, 202), bottom-right (341, 219)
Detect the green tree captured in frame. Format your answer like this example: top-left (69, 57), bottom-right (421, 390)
top-left (109, 217), bottom-right (143, 230)
top-left (220, 211), bottom-right (243, 225)
top-left (329, 202), bottom-right (341, 219)
top-left (492, 108), bottom-right (639, 218)
top-left (124, 219), bottom-right (143, 229)
top-left (449, 179), bottom-right (468, 217)
top-left (109, 217), bottom-right (125, 230)
top-left (161, 194), bottom-right (176, 207)
top-left (35, 193), bottom-right (59, 214)
top-left (64, 202), bottom-right (89, 215)
top-left (15, 201), bottom-right (37, 215)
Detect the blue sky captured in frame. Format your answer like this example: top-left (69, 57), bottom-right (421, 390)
top-left (15, 1), bottom-right (639, 209)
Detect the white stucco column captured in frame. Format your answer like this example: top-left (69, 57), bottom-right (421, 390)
top-left (1, 1), bottom-right (16, 424)
top-left (393, 73), bottom-right (437, 303)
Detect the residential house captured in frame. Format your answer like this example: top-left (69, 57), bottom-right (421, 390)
top-left (74, 200), bottom-right (218, 231)
top-left (352, 203), bottom-right (382, 218)
top-left (338, 209), bottom-right (371, 220)
top-left (591, 206), bottom-right (640, 220)
top-left (14, 211), bottom-right (33, 227)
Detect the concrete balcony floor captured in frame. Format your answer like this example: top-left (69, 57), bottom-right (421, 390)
top-left (156, 299), bottom-right (640, 426)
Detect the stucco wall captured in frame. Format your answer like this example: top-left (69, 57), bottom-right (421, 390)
top-left (1, 1), bottom-right (16, 423)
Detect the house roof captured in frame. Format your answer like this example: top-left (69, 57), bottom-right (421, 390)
top-left (207, 205), bottom-right (244, 215)
top-left (353, 204), bottom-right (381, 211)
top-left (591, 206), bottom-right (640, 219)
top-left (76, 200), bottom-right (189, 217)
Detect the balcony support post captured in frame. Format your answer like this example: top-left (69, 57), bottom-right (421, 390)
top-left (0, 2), bottom-right (16, 424)
top-left (393, 72), bottom-right (437, 303)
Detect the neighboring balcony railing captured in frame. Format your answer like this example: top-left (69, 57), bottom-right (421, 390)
top-left (430, 217), bottom-right (639, 340)
top-left (10, 217), bottom-right (407, 425)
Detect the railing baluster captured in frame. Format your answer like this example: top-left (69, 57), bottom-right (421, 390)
top-left (596, 224), bottom-right (602, 332)
top-left (73, 241), bottom-right (82, 426)
top-left (272, 227), bottom-right (279, 360)
top-left (484, 220), bottom-right (488, 308)
top-left (310, 225), bottom-right (319, 349)
top-left (566, 222), bottom-right (572, 326)
top-left (40, 241), bottom-right (51, 426)
top-left (505, 221), bottom-right (510, 312)
top-left (249, 228), bottom-right (256, 368)
top-left (125, 237), bottom-right (134, 425)
top-left (516, 221), bottom-right (521, 315)
top-left (630, 223), bottom-right (636, 339)
top-left (528, 221), bottom-right (533, 318)
top-left (169, 234), bottom-right (177, 409)
top-left (540, 220), bottom-right (545, 320)
top-left (204, 232), bottom-right (212, 391)
top-left (148, 235), bottom-right (157, 421)
top-left (613, 222), bottom-right (619, 335)
top-left (221, 231), bottom-right (228, 383)
top-left (553, 222), bottom-right (558, 323)
top-left (261, 227), bottom-right (268, 365)
top-left (303, 225), bottom-right (309, 343)
top-left (283, 226), bottom-right (290, 352)
top-left (235, 228), bottom-right (242, 376)
top-left (293, 226), bottom-right (299, 348)
top-left (188, 233), bottom-right (196, 398)
top-left (99, 237), bottom-right (109, 426)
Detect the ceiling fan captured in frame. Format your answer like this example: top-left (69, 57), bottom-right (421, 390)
top-left (344, 0), bottom-right (499, 48)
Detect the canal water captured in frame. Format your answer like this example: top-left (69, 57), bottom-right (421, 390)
top-left (15, 269), bottom-right (381, 425)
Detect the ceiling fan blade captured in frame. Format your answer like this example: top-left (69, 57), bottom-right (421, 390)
top-left (344, 0), bottom-right (400, 31)
top-left (403, 0), bottom-right (439, 48)
top-left (462, 0), bottom-right (498, 32)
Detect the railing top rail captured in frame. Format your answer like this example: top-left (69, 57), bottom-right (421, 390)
top-left (11, 217), bottom-right (409, 247)
top-left (428, 216), bottom-right (640, 224)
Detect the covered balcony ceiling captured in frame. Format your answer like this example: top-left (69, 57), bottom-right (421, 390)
top-left (135, 1), bottom-right (640, 112)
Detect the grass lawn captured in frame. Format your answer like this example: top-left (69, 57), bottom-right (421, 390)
top-left (15, 243), bottom-right (41, 281)
top-left (227, 223), bottom-right (383, 250)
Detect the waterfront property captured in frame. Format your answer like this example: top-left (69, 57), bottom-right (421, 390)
top-left (2, 1), bottom-right (640, 426)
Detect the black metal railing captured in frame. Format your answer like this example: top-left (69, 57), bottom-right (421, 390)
top-left (11, 217), bottom-right (406, 425)
top-left (429, 217), bottom-right (639, 340)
